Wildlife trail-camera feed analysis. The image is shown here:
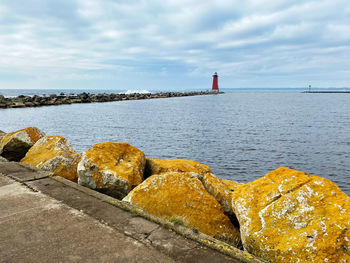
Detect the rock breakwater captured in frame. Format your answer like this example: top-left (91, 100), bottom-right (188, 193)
top-left (0, 91), bottom-right (222, 109)
top-left (1, 126), bottom-right (349, 262)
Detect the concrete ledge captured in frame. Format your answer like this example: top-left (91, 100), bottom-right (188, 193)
top-left (0, 175), bottom-right (176, 262)
top-left (0, 161), bottom-right (48, 182)
top-left (49, 176), bottom-right (263, 263)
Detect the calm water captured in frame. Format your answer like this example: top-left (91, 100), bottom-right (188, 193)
top-left (1, 91), bottom-right (349, 195)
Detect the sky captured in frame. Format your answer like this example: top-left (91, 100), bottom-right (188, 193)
top-left (0, 0), bottom-right (349, 91)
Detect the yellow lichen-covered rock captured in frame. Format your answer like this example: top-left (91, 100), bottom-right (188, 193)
top-left (199, 173), bottom-right (243, 216)
top-left (231, 167), bottom-right (350, 263)
top-left (0, 127), bottom-right (45, 161)
top-left (221, 178), bottom-right (243, 191)
top-left (21, 136), bottom-right (80, 182)
top-left (123, 172), bottom-right (242, 247)
top-left (77, 142), bottom-right (146, 199)
top-left (145, 158), bottom-right (211, 178)
top-left (0, 130), bottom-right (6, 142)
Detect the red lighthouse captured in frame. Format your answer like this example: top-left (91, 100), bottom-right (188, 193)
top-left (212, 72), bottom-right (219, 91)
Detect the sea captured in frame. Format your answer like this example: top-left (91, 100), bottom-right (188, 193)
top-left (1, 88), bottom-right (349, 196)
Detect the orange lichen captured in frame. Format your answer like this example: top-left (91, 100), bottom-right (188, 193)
top-left (23, 127), bottom-right (45, 143)
top-left (78, 142), bottom-right (146, 197)
top-left (221, 179), bottom-right (243, 191)
top-left (53, 153), bottom-right (81, 182)
top-left (0, 130), bottom-right (6, 142)
top-left (124, 172), bottom-right (242, 247)
top-left (0, 127), bottom-right (45, 161)
top-left (21, 136), bottom-right (79, 182)
top-left (1, 127), bottom-right (44, 146)
top-left (199, 173), bottom-right (242, 215)
top-left (232, 167), bottom-right (350, 262)
top-left (145, 158), bottom-right (211, 177)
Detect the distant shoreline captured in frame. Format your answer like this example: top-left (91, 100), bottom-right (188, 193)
top-left (302, 91), bottom-right (350, 93)
top-left (0, 91), bottom-right (223, 109)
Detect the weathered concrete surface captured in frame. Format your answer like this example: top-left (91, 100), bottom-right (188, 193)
top-left (0, 178), bottom-right (175, 263)
top-left (0, 162), bottom-right (254, 263)
top-left (0, 161), bottom-right (48, 181)
top-left (0, 156), bottom-right (8, 162)
top-left (0, 175), bottom-right (12, 187)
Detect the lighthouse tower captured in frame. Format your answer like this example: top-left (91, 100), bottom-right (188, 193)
top-left (212, 72), bottom-right (219, 92)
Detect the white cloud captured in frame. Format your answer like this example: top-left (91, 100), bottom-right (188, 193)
top-left (0, 0), bottom-right (349, 89)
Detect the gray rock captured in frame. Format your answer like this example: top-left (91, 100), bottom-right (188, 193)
top-left (0, 127), bottom-right (45, 161)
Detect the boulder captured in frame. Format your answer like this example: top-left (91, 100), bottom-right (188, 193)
top-left (0, 127), bottom-right (45, 161)
top-left (144, 158), bottom-right (211, 178)
top-left (231, 167), bottom-right (350, 263)
top-left (11, 102), bottom-right (26, 108)
top-left (221, 178), bottom-right (243, 191)
top-left (0, 156), bottom-right (8, 162)
top-left (0, 130), bottom-right (6, 142)
top-left (199, 173), bottom-right (243, 217)
top-left (21, 136), bottom-right (80, 182)
top-left (24, 102), bottom-right (35, 107)
top-left (123, 172), bottom-right (242, 247)
top-left (77, 142), bottom-right (146, 199)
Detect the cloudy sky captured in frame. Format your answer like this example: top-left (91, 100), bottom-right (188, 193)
top-left (0, 0), bottom-right (349, 91)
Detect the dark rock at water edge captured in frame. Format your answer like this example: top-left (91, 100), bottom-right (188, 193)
top-left (0, 91), bottom-right (223, 109)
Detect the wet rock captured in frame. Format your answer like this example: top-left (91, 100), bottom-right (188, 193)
top-left (0, 127), bottom-right (45, 161)
top-left (123, 171), bottom-right (242, 247)
top-left (77, 142), bottom-right (146, 199)
top-left (231, 167), bottom-right (350, 263)
top-left (144, 158), bottom-right (211, 178)
top-left (21, 136), bottom-right (81, 182)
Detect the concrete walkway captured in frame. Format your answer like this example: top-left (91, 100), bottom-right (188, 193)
top-left (0, 161), bottom-right (259, 263)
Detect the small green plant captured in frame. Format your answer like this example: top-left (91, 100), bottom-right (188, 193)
top-left (169, 217), bottom-right (184, 226)
top-left (130, 209), bottom-right (140, 217)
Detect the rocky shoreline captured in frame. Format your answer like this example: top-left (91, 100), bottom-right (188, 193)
top-left (0, 91), bottom-right (222, 109)
top-left (0, 127), bottom-right (349, 263)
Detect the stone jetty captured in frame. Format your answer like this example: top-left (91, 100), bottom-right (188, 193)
top-left (0, 91), bottom-right (222, 109)
top-left (1, 126), bottom-right (349, 263)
